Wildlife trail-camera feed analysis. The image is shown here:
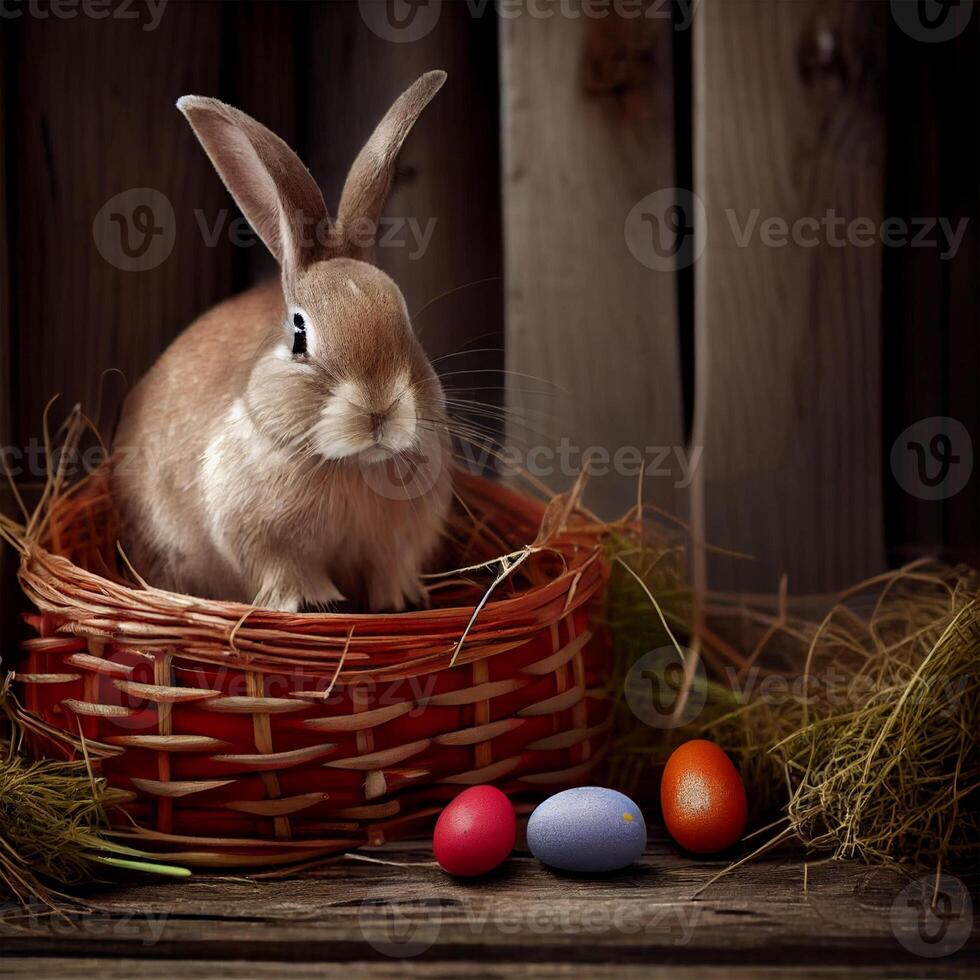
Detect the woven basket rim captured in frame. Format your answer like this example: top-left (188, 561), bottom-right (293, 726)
top-left (13, 463), bottom-right (612, 675)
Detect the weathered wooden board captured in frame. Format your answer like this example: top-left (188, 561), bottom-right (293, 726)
top-left (693, 0), bottom-right (889, 592)
top-left (304, 1), bottom-right (505, 438)
top-left (501, 5), bottom-right (685, 519)
top-left (0, 843), bottom-right (975, 975)
top-left (5, 2), bottom-right (233, 450)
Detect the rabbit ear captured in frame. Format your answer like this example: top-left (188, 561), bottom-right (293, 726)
top-left (335, 71), bottom-right (446, 260)
top-left (177, 96), bottom-right (330, 273)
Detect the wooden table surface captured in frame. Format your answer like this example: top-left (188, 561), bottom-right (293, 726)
top-left (1, 839), bottom-right (977, 978)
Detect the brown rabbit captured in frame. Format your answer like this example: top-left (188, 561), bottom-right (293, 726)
top-left (113, 72), bottom-right (453, 612)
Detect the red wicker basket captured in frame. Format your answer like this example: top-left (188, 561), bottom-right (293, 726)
top-left (9, 465), bottom-right (613, 868)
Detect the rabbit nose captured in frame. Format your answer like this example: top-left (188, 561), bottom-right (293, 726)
top-left (369, 410), bottom-right (388, 441)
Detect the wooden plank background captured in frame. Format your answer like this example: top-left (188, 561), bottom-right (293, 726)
top-left (6, 2), bottom-right (233, 444)
top-left (0, 0), bottom-right (975, 627)
top-left (500, 4), bottom-right (685, 520)
top-left (693, 0), bottom-right (889, 593)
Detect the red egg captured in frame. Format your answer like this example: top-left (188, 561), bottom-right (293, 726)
top-left (433, 785), bottom-right (516, 877)
top-left (660, 739), bottom-right (747, 854)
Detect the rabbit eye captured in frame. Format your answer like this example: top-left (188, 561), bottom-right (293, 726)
top-left (291, 312), bottom-right (307, 356)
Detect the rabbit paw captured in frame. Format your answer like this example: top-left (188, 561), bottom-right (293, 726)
top-left (368, 571), bottom-right (427, 613)
top-left (253, 585), bottom-right (302, 613)
top-left (254, 567), bottom-right (344, 612)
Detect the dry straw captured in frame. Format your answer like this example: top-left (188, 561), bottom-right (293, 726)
top-left (742, 561), bottom-right (978, 875)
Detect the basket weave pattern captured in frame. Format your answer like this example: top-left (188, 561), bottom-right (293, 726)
top-left (13, 469), bottom-right (612, 867)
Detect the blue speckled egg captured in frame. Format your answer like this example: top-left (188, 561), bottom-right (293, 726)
top-left (527, 787), bottom-right (647, 872)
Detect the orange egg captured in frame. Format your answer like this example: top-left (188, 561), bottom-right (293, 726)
top-left (660, 739), bottom-right (747, 854)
